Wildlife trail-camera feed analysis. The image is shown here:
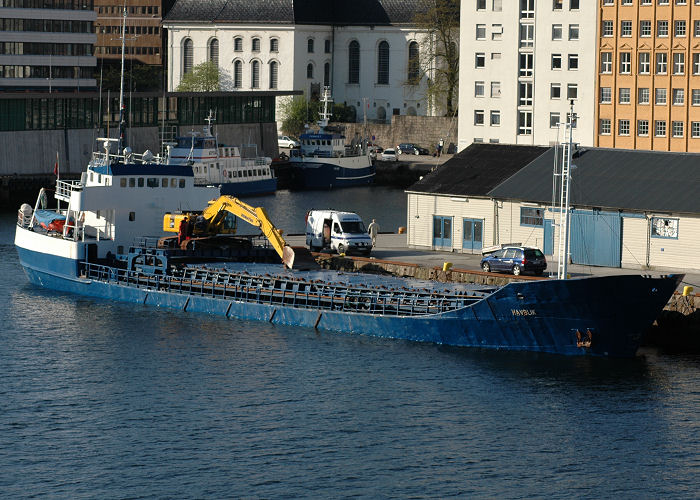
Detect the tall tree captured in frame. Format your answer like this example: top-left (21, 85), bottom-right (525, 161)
top-left (414, 0), bottom-right (460, 116)
top-left (176, 61), bottom-right (220, 92)
top-left (279, 95), bottom-right (320, 137)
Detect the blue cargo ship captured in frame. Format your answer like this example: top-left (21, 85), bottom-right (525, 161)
top-left (14, 142), bottom-right (682, 357)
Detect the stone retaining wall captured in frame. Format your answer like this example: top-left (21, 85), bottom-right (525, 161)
top-left (339, 115), bottom-right (458, 152)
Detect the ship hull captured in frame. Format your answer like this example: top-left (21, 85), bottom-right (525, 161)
top-left (290, 157), bottom-right (375, 189)
top-left (15, 236), bottom-right (681, 357)
top-left (214, 177), bottom-right (278, 197)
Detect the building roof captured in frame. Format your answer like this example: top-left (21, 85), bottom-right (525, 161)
top-left (164, 0), bottom-right (424, 25)
top-left (406, 143), bottom-right (549, 197)
top-left (488, 147), bottom-right (700, 215)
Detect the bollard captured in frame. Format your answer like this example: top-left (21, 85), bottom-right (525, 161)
top-left (683, 286), bottom-right (694, 296)
top-left (443, 262), bottom-right (453, 272)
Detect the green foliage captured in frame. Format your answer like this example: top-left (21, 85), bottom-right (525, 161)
top-left (280, 96), bottom-right (320, 136)
top-left (414, 0), bottom-right (460, 115)
top-left (176, 61), bottom-right (220, 92)
top-left (331, 103), bottom-right (357, 123)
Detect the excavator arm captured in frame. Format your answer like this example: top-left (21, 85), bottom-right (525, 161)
top-left (163, 195), bottom-right (296, 269)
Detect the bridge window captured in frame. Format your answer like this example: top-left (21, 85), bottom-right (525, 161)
top-left (129, 177), bottom-right (135, 187)
top-left (129, 212), bottom-right (135, 221)
top-left (179, 179), bottom-right (185, 188)
top-left (120, 178), bottom-right (127, 187)
top-left (161, 178), bottom-right (167, 187)
top-left (171, 178), bottom-right (177, 187)
top-left (147, 177), bottom-right (158, 187)
top-left (138, 178), bottom-right (144, 187)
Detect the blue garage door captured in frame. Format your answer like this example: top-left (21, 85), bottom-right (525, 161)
top-left (570, 210), bottom-right (621, 267)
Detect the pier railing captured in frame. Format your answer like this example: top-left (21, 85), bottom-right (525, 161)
top-left (82, 263), bottom-right (486, 317)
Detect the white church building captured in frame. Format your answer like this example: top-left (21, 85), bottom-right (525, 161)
top-left (163, 0), bottom-right (444, 122)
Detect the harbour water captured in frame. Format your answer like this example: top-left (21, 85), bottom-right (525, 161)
top-left (1, 189), bottom-right (699, 498)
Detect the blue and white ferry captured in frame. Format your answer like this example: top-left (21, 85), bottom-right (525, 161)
top-left (289, 88), bottom-right (375, 189)
top-left (167, 112), bottom-right (277, 197)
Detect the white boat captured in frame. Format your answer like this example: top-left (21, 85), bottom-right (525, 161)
top-left (288, 88), bottom-right (375, 189)
top-left (166, 112), bottom-right (277, 197)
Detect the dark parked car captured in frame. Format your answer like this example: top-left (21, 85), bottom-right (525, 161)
top-left (480, 246), bottom-right (547, 276)
top-left (413, 145), bottom-right (430, 155)
top-left (396, 143), bottom-right (426, 155)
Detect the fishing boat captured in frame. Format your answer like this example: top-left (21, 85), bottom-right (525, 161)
top-left (166, 111), bottom-right (277, 197)
top-left (288, 87), bottom-right (375, 189)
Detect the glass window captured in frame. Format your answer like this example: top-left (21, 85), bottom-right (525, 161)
top-left (651, 218), bottom-right (678, 238)
top-left (477, 24), bottom-right (486, 40)
top-left (638, 119), bottom-right (649, 136)
top-left (619, 88), bottom-right (631, 104)
top-left (476, 53), bottom-right (486, 68)
top-left (656, 53), bottom-right (668, 74)
top-left (672, 121), bottom-right (684, 137)
top-left (520, 207), bottom-right (543, 226)
top-left (567, 84), bottom-right (578, 99)
top-left (639, 87), bottom-right (650, 104)
top-left (552, 54), bottom-right (562, 70)
top-left (569, 24), bottom-right (579, 40)
top-left (408, 41), bottom-right (420, 83)
top-left (601, 52), bottom-right (612, 73)
top-left (377, 41), bottom-right (390, 84)
top-left (620, 52), bottom-right (631, 73)
top-left (655, 120), bottom-right (666, 137)
top-left (673, 88), bottom-right (685, 105)
top-left (518, 111), bottom-right (532, 135)
top-left (601, 87), bottom-right (611, 103)
top-left (600, 119), bottom-right (611, 135)
top-left (490, 110), bottom-right (501, 126)
top-left (658, 20), bottom-right (668, 37)
top-left (252, 38), bottom-right (260, 52)
top-left (307, 38), bottom-right (314, 53)
top-left (621, 20), bottom-right (632, 37)
top-left (269, 61), bottom-right (278, 89)
top-left (568, 54), bottom-right (579, 70)
top-left (618, 119), bottom-right (630, 136)
top-left (234, 37), bottom-right (242, 51)
top-left (182, 38), bottom-right (193, 75)
top-left (639, 52), bottom-right (650, 74)
top-left (552, 83), bottom-right (562, 99)
top-left (270, 38), bottom-right (279, 52)
top-left (348, 41), bottom-right (360, 83)
top-left (475, 81), bottom-right (485, 97)
top-left (692, 88), bottom-right (700, 105)
top-left (491, 81), bottom-right (501, 97)
top-left (655, 88), bottom-right (667, 105)
top-left (552, 24), bottom-right (562, 40)
top-left (602, 20), bottom-right (613, 37)
top-left (474, 110), bottom-right (485, 125)
top-left (252, 60), bottom-right (260, 87)
top-left (692, 121), bottom-right (700, 137)
top-left (674, 53), bottom-right (685, 74)
top-left (550, 112), bottom-right (560, 128)
top-left (675, 20), bottom-right (686, 37)
top-left (640, 20), bottom-right (651, 37)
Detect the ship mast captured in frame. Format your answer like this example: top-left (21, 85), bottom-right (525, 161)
top-left (317, 86), bottom-right (332, 131)
top-left (556, 100), bottom-right (575, 280)
top-left (117, 2), bottom-right (127, 155)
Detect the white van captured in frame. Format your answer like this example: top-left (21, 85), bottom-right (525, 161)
top-left (305, 210), bottom-right (373, 256)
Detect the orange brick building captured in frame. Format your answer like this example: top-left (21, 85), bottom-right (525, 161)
top-left (596, 0), bottom-right (700, 152)
top-left (95, 0), bottom-right (164, 66)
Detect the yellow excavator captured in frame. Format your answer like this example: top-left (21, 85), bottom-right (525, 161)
top-left (162, 195), bottom-right (297, 269)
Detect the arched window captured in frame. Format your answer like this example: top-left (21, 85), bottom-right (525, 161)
top-left (182, 38), bottom-right (193, 75)
top-left (324, 62), bottom-right (330, 86)
top-left (234, 60), bottom-right (242, 88)
top-left (269, 61), bottom-right (278, 89)
top-left (251, 60), bottom-right (260, 88)
top-left (377, 41), bottom-right (389, 85)
top-left (270, 38), bottom-right (279, 52)
top-left (234, 37), bottom-right (242, 51)
top-left (307, 38), bottom-right (314, 53)
top-left (208, 38), bottom-right (219, 67)
top-left (252, 38), bottom-right (260, 52)
top-left (307, 63), bottom-right (314, 79)
top-left (408, 41), bottom-right (419, 83)
top-left (324, 39), bottom-right (331, 53)
top-left (348, 40), bottom-right (359, 84)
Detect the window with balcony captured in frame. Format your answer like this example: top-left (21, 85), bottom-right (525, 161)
top-left (518, 111), bottom-right (532, 135)
top-left (520, 24), bottom-right (534, 47)
top-left (519, 53), bottom-right (533, 76)
top-left (519, 82), bottom-right (533, 105)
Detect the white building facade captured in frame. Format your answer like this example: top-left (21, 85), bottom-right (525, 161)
top-left (458, 0), bottom-right (597, 151)
top-left (164, 1), bottom-right (439, 122)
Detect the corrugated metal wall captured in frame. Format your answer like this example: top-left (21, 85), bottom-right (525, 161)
top-left (570, 210), bottom-right (621, 267)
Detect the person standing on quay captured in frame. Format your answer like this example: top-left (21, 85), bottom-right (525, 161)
top-left (368, 219), bottom-right (379, 247)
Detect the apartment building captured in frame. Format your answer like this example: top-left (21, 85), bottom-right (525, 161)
top-left (94, 0), bottom-right (166, 66)
top-left (458, 0), bottom-right (597, 151)
top-left (0, 0), bottom-right (96, 91)
top-left (596, 0), bottom-right (700, 152)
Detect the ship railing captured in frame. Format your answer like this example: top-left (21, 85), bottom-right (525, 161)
top-left (55, 180), bottom-right (83, 201)
top-left (82, 263), bottom-right (484, 317)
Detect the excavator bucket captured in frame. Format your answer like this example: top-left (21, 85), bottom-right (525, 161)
top-left (283, 245), bottom-right (320, 270)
